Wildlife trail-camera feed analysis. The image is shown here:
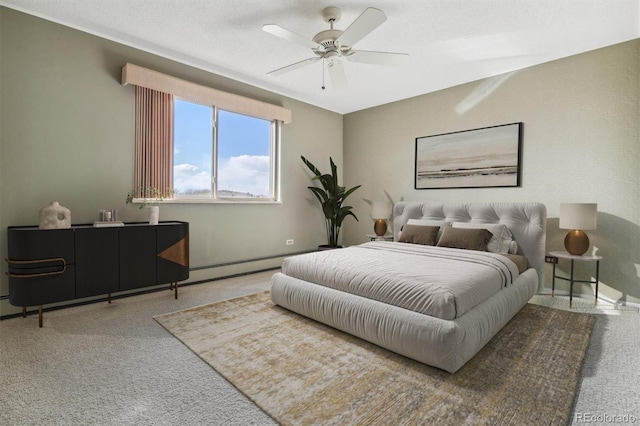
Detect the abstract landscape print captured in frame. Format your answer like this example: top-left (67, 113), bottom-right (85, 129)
top-left (415, 123), bottom-right (522, 189)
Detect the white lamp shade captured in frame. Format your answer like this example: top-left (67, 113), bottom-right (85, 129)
top-left (371, 201), bottom-right (392, 219)
top-left (559, 203), bottom-right (597, 230)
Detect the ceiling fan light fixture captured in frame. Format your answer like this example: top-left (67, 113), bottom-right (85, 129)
top-left (324, 51), bottom-right (340, 60)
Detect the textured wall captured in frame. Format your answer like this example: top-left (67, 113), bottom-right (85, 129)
top-left (2, 7), bottom-right (638, 315)
top-left (343, 40), bottom-right (640, 305)
top-left (0, 8), bottom-right (343, 316)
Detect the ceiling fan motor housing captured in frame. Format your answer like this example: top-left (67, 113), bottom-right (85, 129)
top-left (313, 29), bottom-right (346, 50)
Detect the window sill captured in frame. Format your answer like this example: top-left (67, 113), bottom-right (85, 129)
top-left (130, 198), bottom-right (282, 205)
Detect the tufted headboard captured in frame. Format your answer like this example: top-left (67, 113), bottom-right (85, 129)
top-left (393, 202), bottom-right (547, 289)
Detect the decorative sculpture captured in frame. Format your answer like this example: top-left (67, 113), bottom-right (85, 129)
top-left (39, 201), bottom-right (71, 229)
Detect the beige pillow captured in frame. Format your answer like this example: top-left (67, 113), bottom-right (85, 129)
top-left (436, 227), bottom-right (493, 251)
top-left (398, 225), bottom-right (440, 246)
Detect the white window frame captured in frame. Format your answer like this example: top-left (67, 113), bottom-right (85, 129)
top-left (172, 102), bottom-right (281, 203)
top-left (213, 108), bottom-right (281, 202)
top-left (122, 63), bottom-right (289, 205)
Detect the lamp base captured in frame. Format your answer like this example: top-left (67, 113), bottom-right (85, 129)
top-left (374, 219), bottom-right (387, 237)
top-left (564, 229), bottom-right (589, 255)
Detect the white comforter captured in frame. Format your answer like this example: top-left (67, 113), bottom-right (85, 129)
top-left (281, 241), bottom-right (520, 320)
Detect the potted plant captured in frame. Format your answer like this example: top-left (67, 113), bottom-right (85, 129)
top-left (126, 186), bottom-right (174, 225)
top-left (301, 156), bottom-right (361, 249)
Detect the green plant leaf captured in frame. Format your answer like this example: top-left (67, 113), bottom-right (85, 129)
top-left (302, 156), bottom-right (361, 246)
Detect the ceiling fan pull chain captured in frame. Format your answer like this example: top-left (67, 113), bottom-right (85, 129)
top-left (322, 58), bottom-right (326, 90)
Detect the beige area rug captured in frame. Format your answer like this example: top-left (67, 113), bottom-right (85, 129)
top-left (155, 292), bottom-right (595, 425)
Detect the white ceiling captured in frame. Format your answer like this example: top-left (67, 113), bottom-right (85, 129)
top-left (2, 0), bottom-right (639, 114)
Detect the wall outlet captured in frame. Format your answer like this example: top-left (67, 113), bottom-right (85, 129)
top-left (286, 239), bottom-right (294, 245)
top-left (545, 255), bottom-right (558, 264)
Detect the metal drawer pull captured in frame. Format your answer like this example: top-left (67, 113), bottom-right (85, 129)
top-left (5, 257), bottom-right (67, 278)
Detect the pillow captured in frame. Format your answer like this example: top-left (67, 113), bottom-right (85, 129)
top-left (398, 225), bottom-right (440, 246)
top-left (452, 222), bottom-right (513, 253)
top-left (406, 219), bottom-right (452, 240)
top-left (406, 219), bottom-right (452, 227)
top-left (436, 227), bottom-right (493, 251)
top-left (501, 253), bottom-right (528, 273)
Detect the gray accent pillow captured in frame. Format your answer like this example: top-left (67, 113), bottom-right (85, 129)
top-left (501, 253), bottom-right (528, 273)
top-left (406, 218), bottom-right (452, 241)
top-left (436, 227), bottom-right (493, 251)
top-left (452, 222), bottom-right (514, 253)
top-left (398, 225), bottom-right (440, 246)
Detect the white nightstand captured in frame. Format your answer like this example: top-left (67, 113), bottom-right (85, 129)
top-left (367, 234), bottom-right (393, 242)
top-left (548, 250), bottom-right (602, 307)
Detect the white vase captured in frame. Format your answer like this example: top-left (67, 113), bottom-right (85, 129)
top-left (39, 201), bottom-right (71, 229)
top-left (148, 205), bottom-right (159, 225)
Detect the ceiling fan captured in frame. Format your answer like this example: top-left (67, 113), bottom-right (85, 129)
top-left (263, 6), bottom-right (409, 89)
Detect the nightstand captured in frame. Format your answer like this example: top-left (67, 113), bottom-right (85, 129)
top-left (548, 250), bottom-right (602, 307)
top-left (367, 234), bottom-right (393, 241)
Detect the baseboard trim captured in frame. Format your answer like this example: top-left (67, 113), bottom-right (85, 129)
top-left (0, 250), bottom-right (317, 319)
top-left (0, 266), bottom-right (280, 321)
top-left (536, 289), bottom-right (640, 310)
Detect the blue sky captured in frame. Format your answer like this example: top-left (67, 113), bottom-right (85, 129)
top-left (173, 100), bottom-right (271, 196)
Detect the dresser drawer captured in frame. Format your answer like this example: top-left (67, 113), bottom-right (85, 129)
top-left (7, 228), bottom-right (74, 264)
top-left (8, 265), bottom-right (76, 306)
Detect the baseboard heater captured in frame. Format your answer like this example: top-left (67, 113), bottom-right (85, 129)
top-left (190, 250), bottom-right (311, 271)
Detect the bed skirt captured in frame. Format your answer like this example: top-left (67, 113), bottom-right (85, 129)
top-left (270, 268), bottom-right (538, 373)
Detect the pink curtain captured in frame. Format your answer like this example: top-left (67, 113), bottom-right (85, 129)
top-left (134, 86), bottom-right (174, 198)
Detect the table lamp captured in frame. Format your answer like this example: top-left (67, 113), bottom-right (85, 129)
top-left (559, 203), bottom-right (597, 255)
top-left (371, 201), bottom-right (391, 236)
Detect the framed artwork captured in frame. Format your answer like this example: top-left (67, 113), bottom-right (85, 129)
top-left (414, 122), bottom-right (522, 189)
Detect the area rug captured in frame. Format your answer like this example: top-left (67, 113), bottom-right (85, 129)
top-left (155, 291), bottom-right (595, 425)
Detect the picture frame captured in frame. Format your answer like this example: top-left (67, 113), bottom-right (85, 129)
top-left (414, 122), bottom-right (522, 190)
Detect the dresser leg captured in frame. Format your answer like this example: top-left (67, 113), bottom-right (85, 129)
top-left (108, 293), bottom-right (112, 304)
top-left (595, 260), bottom-right (600, 305)
top-left (22, 306), bottom-right (27, 318)
top-left (174, 282), bottom-right (178, 300)
top-left (38, 305), bottom-right (43, 328)
top-left (552, 262), bottom-right (556, 297)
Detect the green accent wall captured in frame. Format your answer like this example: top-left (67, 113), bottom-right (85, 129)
top-left (2, 6), bottom-right (639, 314)
top-left (343, 39), bottom-right (640, 305)
top-left (0, 8), bottom-right (343, 316)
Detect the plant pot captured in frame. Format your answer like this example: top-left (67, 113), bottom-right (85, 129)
top-left (148, 205), bottom-right (159, 225)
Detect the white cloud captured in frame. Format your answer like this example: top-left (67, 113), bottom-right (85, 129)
top-left (174, 163), bottom-right (211, 194)
top-left (173, 155), bottom-right (270, 197)
top-left (218, 155), bottom-right (270, 197)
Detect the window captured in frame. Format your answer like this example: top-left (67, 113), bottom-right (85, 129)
top-left (173, 100), bottom-right (278, 200)
top-left (122, 63), bottom-right (290, 204)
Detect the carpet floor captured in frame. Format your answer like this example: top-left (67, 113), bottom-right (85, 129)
top-left (155, 291), bottom-right (595, 425)
top-left (1, 271), bottom-right (638, 425)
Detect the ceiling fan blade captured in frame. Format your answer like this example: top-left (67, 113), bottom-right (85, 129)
top-left (336, 8), bottom-right (386, 48)
top-left (267, 57), bottom-right (320, 76)
top-left (327, 59), bottom-right (347, 89)
top-left (262, 24), bottom-right (321, 50)
top-left (346, 50), bottom-right (409, 67)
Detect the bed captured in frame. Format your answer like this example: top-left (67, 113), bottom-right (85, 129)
top-left (270, 202), bottom-right (546, 373)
